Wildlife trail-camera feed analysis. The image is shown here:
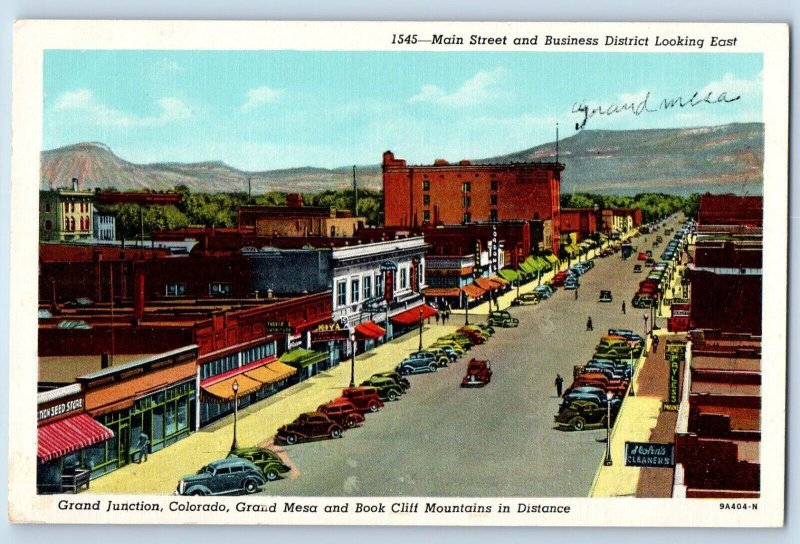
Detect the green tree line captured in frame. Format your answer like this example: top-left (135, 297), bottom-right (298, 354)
top-left (560, 192), bottom-right (702, 223)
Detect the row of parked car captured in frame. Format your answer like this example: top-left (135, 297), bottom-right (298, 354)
top-left (631, 220), bottom-right (692, 308)
top-left (554, 328), bottom-right (645, 431)
top-left (511, 284), bottom-right (556, 306)
top-left (552, 259), bottom-right (595, 291)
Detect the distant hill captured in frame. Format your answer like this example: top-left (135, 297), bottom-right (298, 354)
top-left (41, 122), bottom-right (763, 196)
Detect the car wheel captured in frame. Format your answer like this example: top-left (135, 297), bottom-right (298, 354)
top-left (346, 416), bottom-right (357, 428)
top-left (190, 489), bottom-right (205, 496)
top-left (265, 469), bottom-right (279, 481)
top-left (368, 401), bottom-right (379, 412)
top-left (572, 417), bottom-right (586, 431)
top-left (429, 365), bottom-right (437, 372)
top-left (244, 479), bottom-right (259, 494)
top-left (329, 427), bottom-right (342, 439)
top-left (285, 434), bottom-right (298, 445)
top-left (387, 390), bottom-right (397, 401)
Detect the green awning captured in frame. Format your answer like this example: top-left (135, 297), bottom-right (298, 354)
top-left (519, 260), bottom-right (535, 274)
top-left (523, 256), bottom-right (540, 272)
top-left (279, 349), bottom-right (328, 369)
top-left (535, 256), bottom-right (552, 271)
top-left (545, 254), bottom-right (559, 265)
top-left (564, 245), bottom-right (579, 257)
top-left (498, 268), bottom-right (519, 282)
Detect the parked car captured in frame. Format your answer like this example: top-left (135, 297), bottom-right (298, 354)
top-left (371, 371), bottom-right (411, 391)
top-left (396, 356), bottom-right (438, 376)
top-left (430, 344), bottom-right (462, 359)
top-left (339, 387), bottom-right (384, 413)
top-left (608, 329), bottom-right (645, 346)
top-left (472, 323), bottom-right (495, 336)
top-left (359, 376), bottom-right (405, 401)
top-left (461, 359), bottom-right (492, 387)
top-left (275, 412), bottom-right (345, 445)
top-left (432, 339), bottom-right (466, 355)
top-left (229, 446), bottom-right (290, 481)
top-left (407, 350), bottom-right (448, 367)
top-left (175, 457), bottom-right (267, 496)
top-left (599, 290), bottom-right (613, 302)
top-left (317, 399), bottom-right (367, 428)
top-left (456, 327), bottom-right (487, 344)
top-left (645, 258), bottom-right (656, 268)
top-left (563, 277), bottom-right (580, 290)
top-left (512, 292), bottom-right (541, 305)
top-left (488, 310), bottom-right (519, 328)
top-left (567, 373), bottom-right (629, 396)
top-left (533, 285), bottom-right (554, 299)
top-left (584, 361), bottom-right (632, 381)
top-left (561, 386), bottom-right (619, 407)
top-left (554, 400), bottom-right (618, 431)
top-left (439, 333), bottom-right (473, 349)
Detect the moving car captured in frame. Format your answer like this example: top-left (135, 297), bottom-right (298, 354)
top-left (229, 447), bottom-right (290, 482)
top-left (339, 387), bottom-right (384, 413)
top-left (488, 310), bottom-right (519, 328)
top-left (461, 359), bottom-right (492, 387)
top-left (599, 290), bottom-right (613, 302)
top-left (359, 376), bottom-right (405, 401)
top-left (175, 457), bottom-right (267, 496)
top-left (396, 356), bottom-right (438, 376)
top-left (317, 399), bottom-right (367, 428)
top-left (633, 264), bottom-right (643, 273)
top-left (554, 400), bottom-right (618, 431)
top-left (275, 412), bottom-right (345, 445)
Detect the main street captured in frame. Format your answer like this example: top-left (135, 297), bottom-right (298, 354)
top-left (261, 222), bottom-right (680, 497)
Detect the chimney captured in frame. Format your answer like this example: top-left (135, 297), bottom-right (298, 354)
top-left (71, 177), bottom-right (79, 191)
top-left (134, 267), bottom-right (146, 325)
top-left (101, 353), bottom-right (110, 369)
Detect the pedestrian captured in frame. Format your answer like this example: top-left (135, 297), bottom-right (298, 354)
top-left (622, 301), bottom-right (626, 314)
top-left (435, 313), bottom-right (440, 325)
top-left (555, 374), bottom-right (564, 397)
top-left (574, 288), bottom-right (578, 300)
top-left (136, 433), bottom-right (149, 463)
top-left (586, 316), bottom-right (593, 331)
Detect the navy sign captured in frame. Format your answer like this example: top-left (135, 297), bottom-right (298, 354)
top-left (624, 442), bottom-right (675, 468)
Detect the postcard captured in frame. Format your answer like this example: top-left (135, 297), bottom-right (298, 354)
top-left (8, 20), bottom-right (787, 526)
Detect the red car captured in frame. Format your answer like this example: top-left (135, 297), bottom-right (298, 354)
top-left (274, 412), bottom-right (345, 445)
top-left (456, 328), bottom-right (487, 344)
top-left (338, 387), bottom-right (384, 414)
top-left (317, 399), bottom-right (366, 428)
top-left (565, 373), bottom-right (629, 396)
top-left (637, 252), bottom-right (648, 261)
top-left (552, 271), bottom-right (570, 286)
top-left (461, 359), bottom-right (492, 387)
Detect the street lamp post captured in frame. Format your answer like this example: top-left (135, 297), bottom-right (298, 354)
top-left (643, 314), bottom-right (649, 342)
top-left (628, 347), bottom-right (636, 397)
top-left (229, 379), bottom-right (240, 453)
top-left (464, 292), bottom-right (470, 326)
top-left (349, 332), bottom-right (356, 388)
top-left (604, 391), bottom-right (614, 466)
top-left (418, 309), bottom-right (424, 351)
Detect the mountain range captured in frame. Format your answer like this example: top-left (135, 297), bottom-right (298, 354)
top-left (40, 122), bottom-right (763, 196)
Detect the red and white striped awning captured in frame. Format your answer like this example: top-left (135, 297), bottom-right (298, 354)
top-left (38, 413), bottom-right (114, 463)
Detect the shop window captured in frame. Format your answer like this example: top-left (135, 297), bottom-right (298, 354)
top-left (337, 280), bottom-right (347, 307)
top-left (165, 283), bottom-right (186, 297)
top-left (363, 275), bottom-right (372, 299)
top-left (351, 278), bottom-right (360, 303)
top-left (209, 282), bottom-right (232, 297)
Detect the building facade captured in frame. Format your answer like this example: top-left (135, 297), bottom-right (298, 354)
top-left (92, 212), bottom-right (116, 241)
top-left (40, 180), bottom-right (95, 242)
top-left (382, 151), bottom-right (563, 254)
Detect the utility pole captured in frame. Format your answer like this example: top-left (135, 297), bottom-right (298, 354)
top-left (353, 165), bottom-right (358, 216)
top-left (247, 177), bottom-right (252, 204)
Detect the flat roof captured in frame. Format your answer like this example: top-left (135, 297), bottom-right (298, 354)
top-left (694, 406), bottom-right (760, 431)
top-left (692, 355), bottom-right (761, 373)
top-left (39, 353), bottom-right (158, 384)
top-left (691, 381), bottom-right (761, 397)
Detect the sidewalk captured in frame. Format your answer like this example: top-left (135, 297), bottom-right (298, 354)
top-left (88, 319), bottom-right (465, 495)
top-left (589, 332), bottom-right (683, 497)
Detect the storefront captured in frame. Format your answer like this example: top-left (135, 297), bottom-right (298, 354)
top-left (390, 304), bottom-right (438, 337)
top-left (37, 385), bottom-right (114, 494)
top-left (76, 345), bottom-right (199, 479)
top-left (279, 348), bottom-right (330, 381)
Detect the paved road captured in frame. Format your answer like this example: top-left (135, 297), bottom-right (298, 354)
top-left (261, 220), bottom-right (681, 497)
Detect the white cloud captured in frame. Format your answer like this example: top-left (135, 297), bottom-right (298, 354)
top-left (241, 86), bottom-right (283, 112)
top-left (52, 88), bottom-right (192, 127)
top-left (409, 67), bottom-right (509, 107)
top-left (700, 71), bottom-right (762, 99)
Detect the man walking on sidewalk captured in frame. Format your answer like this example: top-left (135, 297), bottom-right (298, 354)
top-left (622, 301), bottom-right (626, 314)
top-left (555, 374), bottom-right (564, 397)
top-left (574, 288), bottom-right (578, 300)
top-left (586, 316), bottom-right (593, 331)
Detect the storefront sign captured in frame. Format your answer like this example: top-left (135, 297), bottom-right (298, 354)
top-left (265, 321), bottom-right (293, 334)
top-left (624, 442), bottom-right (675, 468)
top-left (38, 397), bottom-right (84, 422)
top-left (384, 271), bottom-right (394, 302)
top-left (474, 241), bottom-right (483, 275)
top-left (310, 323), bottom-right (350, 343)
top-left (668, 355), bottom-right (681, 404)
top-left (491, 225), bottom-right (498, 273)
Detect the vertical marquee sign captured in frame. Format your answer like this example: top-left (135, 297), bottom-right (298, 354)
top-left (490, 224), bottom-right (498, 274)
top-left (380, 261), bottom-right (397, 303)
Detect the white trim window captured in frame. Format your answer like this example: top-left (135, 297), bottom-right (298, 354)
top-left (400, 267), bottom-right (408, 289)
top-left (363, 275), bottom-right (372, 299)
top-left (351, 278), bottom-right (360, 304)
top-left (337, 280), bottom-right (347, 308)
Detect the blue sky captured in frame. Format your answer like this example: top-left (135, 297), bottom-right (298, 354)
top-left (43, 51), bottom-right (762, 170)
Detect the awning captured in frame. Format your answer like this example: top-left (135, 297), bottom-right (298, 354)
top-left (545, 254), bottom-right (559, 265)
top-left (489, 276), bottom-right (508, 287)
top-left (391, 304), bottom-right (439, 326)
top-left (245, 361), bottom-right (297, 384)
top-left (474, 277), bottom-right (495, 292)
top-left (462, 283), bottom-right (486, 299)
top-left (535, 256), bottom-right (552, 271)
top-left (523, 256), bottom-right (540, 272)
top-left (498, 269), bottom-right (518, 282)
top-left (518, 260), bottom-right (535, 274)
top-left (38, 413), bottom-right (114, 462)
top-left (203, 374), bottom-right (263, 401)
top-left (280, 349), bottom-right (329, 369)
top-left (354, 321), bottom-right (386, 340)
top-left (424, 287), bottom-right (462, 298)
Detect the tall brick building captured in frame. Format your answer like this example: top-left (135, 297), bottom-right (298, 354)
top-left (382, 151), bottom-right (563, 254)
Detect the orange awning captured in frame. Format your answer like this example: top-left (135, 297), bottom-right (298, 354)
top-left (354, 321), bottom-right (386, 340)
top-left (462, 284), bottom-right (486, 299)
top-left (489, 275), bottom-right (509, 287)
top-left (391, 304), bottom-right (439, 326)
top-left (245, 361), bottom-right (297, 384)
top-left (202, 374), bottom-right (263, 402)
top-left (474, 277), bottom-right (495, 291)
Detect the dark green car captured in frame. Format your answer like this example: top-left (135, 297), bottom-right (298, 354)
top-left (229, 447), bottom-right (290, 482)
top-left (360, 376), bottom-right (405, 401)
top-left (488, 310), bottom-right (519, 328)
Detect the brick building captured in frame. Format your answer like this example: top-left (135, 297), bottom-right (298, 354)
top-left (697, 194), bottom-right (763, 228)
top-left (382, 151), bottom-right (563, 254)
top-left (238, 194), bottom-right (365, 238)
top-left (560, 208), bottom-right (598, 242)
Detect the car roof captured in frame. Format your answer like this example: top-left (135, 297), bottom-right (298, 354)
top-left (211, 457), bottom-right (258, 468)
